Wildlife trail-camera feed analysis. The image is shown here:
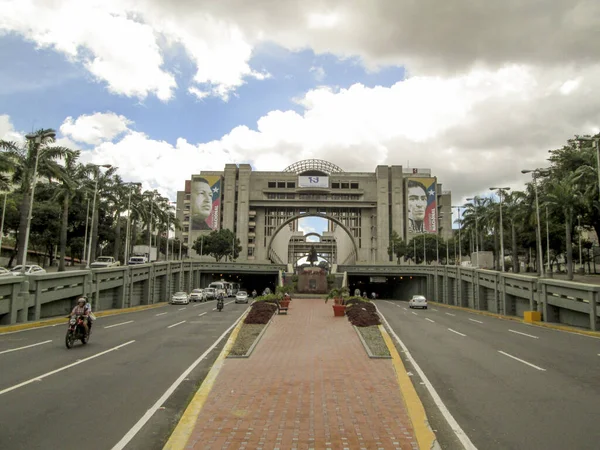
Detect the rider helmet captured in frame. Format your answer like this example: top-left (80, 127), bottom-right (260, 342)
top-left (77, 297), bottom-right (86, 304)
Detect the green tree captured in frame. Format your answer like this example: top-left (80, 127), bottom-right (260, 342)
top-left (387, 231), bottom-right (407, 263)
top-left (192, 229), bottom-right (240, 262)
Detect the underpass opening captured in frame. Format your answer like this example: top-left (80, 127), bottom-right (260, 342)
top-left (197, 272), bottom-right (278, 296)
top-left (347, 275), bottom-right (427, 300)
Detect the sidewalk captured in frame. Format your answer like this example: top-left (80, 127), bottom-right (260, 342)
top-left (174, 299), bottom-right (421, 449)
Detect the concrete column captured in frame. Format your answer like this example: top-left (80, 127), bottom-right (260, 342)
top-left (8, 284), bottom-right (20, 324)
top-left (118, 269), bottom-right (128, 309)
top-left (589, 289), bottom-right (598, 331)
top-left (34, 279), bottom-right (42, 320)
top-left (457, 267), bottom-right (462, 306)
top-left (375, 166), bottom-right (390, 262)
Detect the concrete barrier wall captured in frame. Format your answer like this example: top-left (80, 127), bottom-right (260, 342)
top-left (0, 261), bottom-right (284, 326)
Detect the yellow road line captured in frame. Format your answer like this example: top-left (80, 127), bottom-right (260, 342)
top-left (163, 312), bottom-right (247, 450)
top-left (380, 325), bottom-right (438, 450)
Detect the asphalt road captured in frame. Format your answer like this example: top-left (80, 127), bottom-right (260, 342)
top-left (377, 301), bottom-right (600, 450)
top-left (0, 299), bottom-right (249, 450)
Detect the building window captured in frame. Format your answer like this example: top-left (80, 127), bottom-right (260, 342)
top-left (184, 238), bottom-right (188, 244)
top-left (185, 194), bottom-right (190, 200)
top-left (286, 193), bottom-right (295, 199)
top-left (277, 193), bottom-right (286, 199)
top-left (267, 193), bottom-right (277, 199)
top-left (287, 182), bottom-right (296, 188)
top-left (332, 182), bottom-right (340, 189)
top-left (184, 205), bottom-right (190, 210)
top-left (184, 215), bottom-right (190, 222)
top-left (184, 226), bottom-right (189, 232)
top-left (350, 182), bottom-right (359, 189)
top-left (248, 247), bottom-right (254, 256)
top-left (341, 182), bottom-right (349, 189)
top-left (268, 181), bottom-right (276, 188)
top-left (277, 181), bottom-right (286, 188)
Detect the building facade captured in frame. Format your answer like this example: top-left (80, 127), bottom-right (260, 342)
top-left (175, 159), bottom-right (453, 264)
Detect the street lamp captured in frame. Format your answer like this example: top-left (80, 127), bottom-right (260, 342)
top-left (522, 169), bottom-right (549, 276)
top-left (0, 191), bottom-right (8, 255)
top-left (466, 197), bottom-right (480, 267)
top-left (86, 164), bottom-right (113, 269)
top-left (437, 213), bottom-right (444, 264)
top-left (165, 203), bottom-right (174, 261)
top-left (578, 215), bottom-right (583, 272)
top-left (451, 205), bottom-right (463, 265)
top-left (546, 206), bottom-right (551, 276)
top-left (124, 182), bottom-right (142, 264)
top-left (21, 131), bottom-right (56, 272)
top-left (489, 187), bottom-right (511, 272)
top-left (575, 136), bottom-right (600, 200)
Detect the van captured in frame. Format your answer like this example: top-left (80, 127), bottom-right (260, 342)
top-left (128, 256), bottom-right (147, 265)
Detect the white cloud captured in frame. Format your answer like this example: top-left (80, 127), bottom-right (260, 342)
top-left (309, 66), bottom-right (326, 82)
top-left (0, 115), bottom-right (23, 142)
top-left (60, 112), bottom-right (132, 145)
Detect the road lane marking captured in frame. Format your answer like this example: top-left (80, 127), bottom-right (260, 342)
top-left (403, 307), bottom-right (408, 311)
top-left (509, 329), bottom-right (539, 339)
top-left (425, 318), bottom-right (435, 323)
top-left (498, 350), bottom-right (546, 371)
top-left (112, 308), bottom-right (249, 450)
top-left (0, 340), bottom-right (52, 355)
top-left (445, 312), bottom-right (456, 317)
top-left (448, 328), bottom-right (467, 337)
top-left (155, 312), bottom-right (168, 316)
top-left (0, 340), bottom-right (135, 396)
top-left (167, 321), bottom-right (186, 329)
top-left (198, 312), bottom-right (207, 317)
top-left (211, 300), bottom-right (235, 311)
top-left (178, 307), bottom-right (187, 311)
top-left (104, 320), bottom-right (134, 329)
top-left (376, 308), bottom-right (477, 449)
top-left (411, 312), bottom-right (418, 316)
top-left (384, 300), bottom-right (395, 305)
top-left (469, 318), bottom-right (483, 324)
top-left (431, 308), bottom-right (438, 311)
top-left (191, 303), bottom-right (202, 307)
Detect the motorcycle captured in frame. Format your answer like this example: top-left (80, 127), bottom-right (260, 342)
top-left (216, 297), bottom-right (224, 312)
top-left (65, 315), bottom-right (89, 349)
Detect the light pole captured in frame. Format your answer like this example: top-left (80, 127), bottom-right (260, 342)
top-left (0, 191), bottom-right (7, 256)
top-left (21, 131), bottom-right (56, 272)
top-left (437, 213), bottom-right (444, 264)
top-left (423, 232), bottom-right (426, 265)
top-left (522, 169), bottom-right (549, 276)
top-left (489, 187), bottom-right (511, 272)
top-left (576, 136), bottom-right (600, 200)
top-left (452, 205), bottom-right (462, 265)
top-left (82, 197), bottom-right (90, 264)
top-left (165, 203), bottom-right (173, 261)
top-left (546, 206), bottom-right (551, 275)
top-left (123, 182), bottom-right (141, 264)
top-left (466, 197), bottom-right (480, 267)
top-left (578, 215), bottom-right (583, 272)
top-left (86, 164), bottom-right (113, 269)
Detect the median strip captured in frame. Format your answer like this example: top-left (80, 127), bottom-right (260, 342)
top-left (0, 340), bottom-right (52, 355)
top-left (0, 340), bottom-right (135, 396)
top-left (498, 350), bottom-right (546, 371)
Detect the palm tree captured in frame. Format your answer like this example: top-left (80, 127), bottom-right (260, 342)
top-left (8, 129), bottom-right (75, 266)
top-left (545, 173), bottom-right (582, 280)
top-left (0, 140), bottom-right (18, 191)
top-left (88, 165), bottom-right (117, 263)
top-left (503, 191), bottom-right (526, 273)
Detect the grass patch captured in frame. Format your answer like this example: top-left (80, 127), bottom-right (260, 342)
top-left (356, 325), bottom-right (391, 358)
top-left (228, 324), bottom-right (265, 356)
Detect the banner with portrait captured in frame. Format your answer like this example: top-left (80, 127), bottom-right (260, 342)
top-left (406, 177), bottom-right (437, 234)
top-left (190, 175), bottom-right (221, 231)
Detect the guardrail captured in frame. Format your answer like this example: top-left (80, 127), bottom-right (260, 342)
top-left (339, 265), bottom-right (600, 331)
top-left (0, 261), bottom-right (285, 326)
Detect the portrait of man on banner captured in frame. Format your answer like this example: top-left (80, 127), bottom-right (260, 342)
top-left (407, 178), bottom-right (437, 234)
top-left (190, 176), bottom-right (221, 231)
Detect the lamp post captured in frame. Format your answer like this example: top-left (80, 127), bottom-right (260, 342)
top-left (123, 182), bottom-right (141, 264)
top-left (437, 213), bottom-right (444, 264)
top-left (489, 187), bottom-right (511, 272)
top-left (423, 232), bottom-right (426, 265)
top-left (452, 205), bottom-right (462, 265)
top-left (546, 206), bottom-right (551, 276)
top-left (86, 164), bottom-right (113, 269)
top-left (576, 136), bottom-right (600, 200)
top-left (82, 197), bottom-right (90, 265)
top-left (522, 169), bottom-right (549, 277)
top-left (578, 215), bottom-right (583, 272)
top-left (466, 196), bottom-right (480, 267)
top-left (0, 191), bottom-right (7, 255)
top-left (165, 203), bottom-right (174, 262)
top-left (21, 131), bottom-right (56, 272)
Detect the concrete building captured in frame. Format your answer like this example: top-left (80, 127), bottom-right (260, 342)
top-left (175, 159), bottom-right (452, 264)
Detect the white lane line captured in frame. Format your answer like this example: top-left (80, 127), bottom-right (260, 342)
top-left (211, 300), bottom-right (235, 311)
top-left (167, 321), bottom-right (186, 329)
top-left (178, 307), bottom-right (187, 311)
top-left (191, 303), bottom-right (202, 308)
top-left (198, 312), bottom-right (207, 317)
top-left (0, 340), bottom-right (135, 396)
top-left (498, 350), bottom-right (546, 371)
top-left (403, 307), bottom-right (408, 311)
top-left (155, 312), bottom-right (168, 317)
top-left (431, 308), bottom-right (439, 311)
top-left (376, 307), bottom-right (477, 450)
top-left (384, 300), bottom-right (395, 305)
top-left (0, 340), bottom-right (52, 355)
top-left (469, 318), bottom-right (483, 324)
top-left (425, 318), bottom-right (435, 323)
top-left (445, 312), bottom-right (456, 317)
top-left (111, 308), bottom-right (249, 450)
top-left (509, 329), bottom-right (539, 339)
top-left (104, 320), bottom-right (134, 329)
top-left (448, 328), bottom-right (467, 337)
top-left (411, 311), bottom-right (418, 316)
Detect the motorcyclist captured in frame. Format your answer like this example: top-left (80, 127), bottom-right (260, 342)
top-left (252, 290), bottom-right (257, 299)
top-left (80, 296), bottom-right (94, 332)
top-left (69, 297), bottom-right (89, 336)
top-left (217, 292), bottom-right (225, 310)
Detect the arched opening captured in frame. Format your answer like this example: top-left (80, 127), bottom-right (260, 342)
top-left (267, 213), bottom-right (358, 266)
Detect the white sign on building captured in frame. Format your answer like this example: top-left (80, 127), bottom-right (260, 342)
top-left (298, 176), bottom-right (329, 188)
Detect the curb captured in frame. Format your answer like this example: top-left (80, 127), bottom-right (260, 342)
top-left (353, 325), bottom-right (391, 359)
top-left (0, 303), bottom-right (167, 334)
top-left (429, 301), bottom-right (600, 338)
top-left (380, 324), bottom-right (439, 450)
top-left (162, 309), bottom-right (249, 450)
top-left (228, 314), bottom-right (274, 359)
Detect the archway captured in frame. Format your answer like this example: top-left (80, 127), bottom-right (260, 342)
top-left (303, 232), bottom-right (322, 242)
top-left (267, 213), bottom-right (359, 265)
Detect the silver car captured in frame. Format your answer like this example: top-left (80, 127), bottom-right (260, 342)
top-left (235, 291), bottom-right (249, 304)
top-left (189, 289), bottom-right (205, 302)
top-left (170, 292), bottom-right (189, 305)
top-left (409, 295), bottom-right (428, 309)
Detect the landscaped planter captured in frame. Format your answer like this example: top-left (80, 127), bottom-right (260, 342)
top-left (332, 304), bottom-right (346, 316)
top-left (280, 299), bottom-right (291, 309)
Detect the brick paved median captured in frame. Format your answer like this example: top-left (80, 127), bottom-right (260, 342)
top-left (184, 298), bottom-right (418, 449)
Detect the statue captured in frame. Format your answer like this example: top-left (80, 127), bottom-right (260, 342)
top-left (308, 245), bottom-right (318, 266)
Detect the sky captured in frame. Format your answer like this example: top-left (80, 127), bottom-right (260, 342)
top-left (1, 0), bottom-right (599, 236)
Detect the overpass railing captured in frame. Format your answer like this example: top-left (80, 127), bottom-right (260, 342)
top-left (0, 261), bottom-right (284, 326)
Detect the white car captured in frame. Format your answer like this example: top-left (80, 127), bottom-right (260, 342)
top-left (0, 267), bottom-right (12, 277)
top-left (170, 292), bottom-right (189, 305)
top-left (203, 288), bottom-right (216, 300)
top-left (409, 295), bottom-right (428, 309)
top-left (235, 291), bottom-right (249, 304)
top-left (10, 265), bottom-right (47, 275)
top-left (189, 289), bottom-right (205, 302)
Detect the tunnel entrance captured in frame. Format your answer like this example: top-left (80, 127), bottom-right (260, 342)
top-left (347, 275), bottom-right (427, 301)
top-left (198, 272), bottom-right (278, 296)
